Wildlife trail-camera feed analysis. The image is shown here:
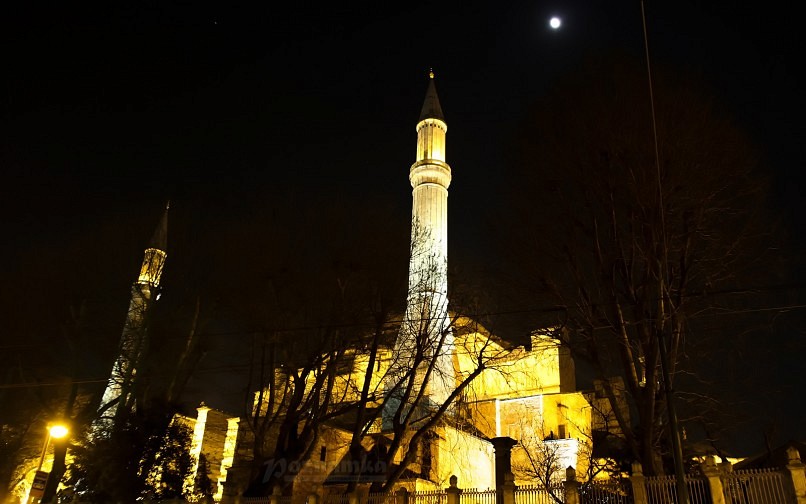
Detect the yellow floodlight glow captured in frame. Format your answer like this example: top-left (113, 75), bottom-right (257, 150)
top-left (48, 424), bottom-right (68, 439)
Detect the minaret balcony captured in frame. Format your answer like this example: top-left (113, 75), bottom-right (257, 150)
top-left (409, 159), bottom-right (452, 188)
top-left (137, 248), bottom-right (167, 287)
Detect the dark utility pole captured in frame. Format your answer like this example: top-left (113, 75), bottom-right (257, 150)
top-left (640, 1), bottom-right (689, 501)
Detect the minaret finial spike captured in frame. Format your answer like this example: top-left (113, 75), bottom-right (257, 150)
top-left (429, 68), bottom-right (434, 79)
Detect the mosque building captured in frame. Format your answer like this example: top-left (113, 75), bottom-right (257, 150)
top-left (103, 74), bottom-right (618, 502)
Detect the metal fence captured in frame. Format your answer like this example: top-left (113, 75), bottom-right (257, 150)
top-left (462, 488), bottom-right (497, 504)
top-left (723, 468), bottom-right (790, 504)
top-left (366, 492), bottom-right (398, 504)
top-left (410, 489), bottom-right (448, 504)
top-left (323, 494), bottom-right (352, 504)
top-left (581, 480), bottom-right (632, 504)
top-left (685, 477), bottom-right (710, 504)
top-left (643, 475), bottom-right (709, 504)
top-left (515, 484), bottom-right (565, 504)
top-left (246, 465), bottom-right (797, 504)
top-left (243, 497), bottom-right (293, 504)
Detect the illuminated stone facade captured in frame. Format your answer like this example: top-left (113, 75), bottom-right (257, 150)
top-left (206, 325), bottom-right (594, 500)
top-left (177, 404), bottom-right (240, 502)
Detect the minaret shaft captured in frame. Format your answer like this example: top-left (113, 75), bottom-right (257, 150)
top-left (409, 116), bottom-right (450, 296)
top-left (396, 75), bottom-right (455, 407)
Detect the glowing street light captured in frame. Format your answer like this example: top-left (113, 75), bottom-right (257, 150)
top-left (47, 425), bottom-right (68, 440)
top-left (549, 16), bottom-right (562, 30)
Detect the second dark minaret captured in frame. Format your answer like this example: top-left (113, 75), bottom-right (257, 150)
top-left (97, 204), bottom-right (168, 428)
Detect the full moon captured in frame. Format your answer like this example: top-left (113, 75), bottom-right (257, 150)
top-left (549, 17), bottom-right (561, 29)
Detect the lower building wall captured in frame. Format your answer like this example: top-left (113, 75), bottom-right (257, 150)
top-left (436, 426), bottom-right (494, 490)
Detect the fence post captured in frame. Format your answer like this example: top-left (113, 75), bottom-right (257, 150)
top-left (395, 487), bottom-right (409, 504)
top-left (786, 446), bottom-right (806, 504)
top-left (348, 490), bottom-right (360, 504)
top-left (447, 475), bottom-right (462, 504)
top-left (491, 437), bottom-right (517, 504)
top-left (700, 456), bottom-right (726, 504)
top-left (270, 484), bottom-right (282, 504)
top-left (502, 472), bottom-right (515, 504)
top-left (563, 466), bottom-right (580, 504)
top-left (630, 462), bottom-right (649, 504)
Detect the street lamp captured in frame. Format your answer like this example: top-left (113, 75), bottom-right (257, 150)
top-left (36, 424), bottom-right (69, 472)
top-left (29, 424), bottom-right (69, 504)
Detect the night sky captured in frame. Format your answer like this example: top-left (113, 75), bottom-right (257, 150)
top-left (2, 1), bottom-right (804, 456)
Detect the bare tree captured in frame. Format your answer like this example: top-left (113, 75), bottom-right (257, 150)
top-left (503, 57), bottom-right (774, 475)
top-left (306, 224), bottom-right (518, 493)
top-left (242, 322), bottom-right (362, 493)
top-left (241, 222), bottom-right (513, 495)
top-left (511, 393), bottom-right (624, 503)
top-left (233, 198), bottom-right (410, 494)
top-left (514, 429), bottom-right (575, 504)
top-left (369, 241), bottom-right (508, 492)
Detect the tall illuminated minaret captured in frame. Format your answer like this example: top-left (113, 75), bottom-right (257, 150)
top-left (97, 204), bottom-right (168, 428)
top-left (397, 71), bottom-right (455, 406)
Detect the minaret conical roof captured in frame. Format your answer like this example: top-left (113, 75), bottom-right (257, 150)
top-left (148, 202), bottom-right (169, 251)
top-left (419, 70), bottom-right (445, 122)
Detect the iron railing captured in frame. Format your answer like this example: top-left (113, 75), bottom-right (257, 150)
top-left (462, 488), bottom-right (497, 504)
top-left (366, 492), bottom-right (397, 504)
top-left (410, 490), bottom-right (448, 504)
top-left (514, 484), bottom-right (565, 504)
top-left (242, 497), bottom-right (293, 504)
top-left (723, 467), bottom-right (790, 504)
top-left (643, 474), bottom-right (709, 504)
top-left (581, 480), bottom-right (632, 504)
